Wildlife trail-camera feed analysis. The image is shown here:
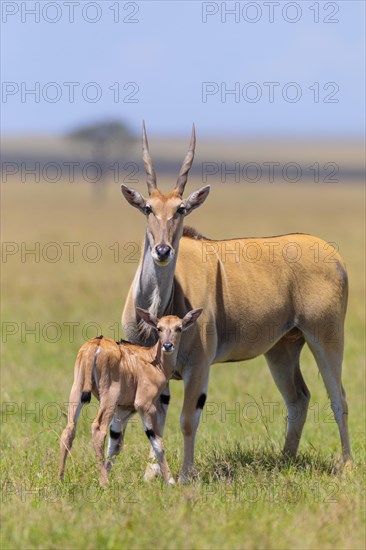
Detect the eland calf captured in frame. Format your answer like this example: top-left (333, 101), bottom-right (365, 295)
top-left (58, 307), bottom-right (203, 486)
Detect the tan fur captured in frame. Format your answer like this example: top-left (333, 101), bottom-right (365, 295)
top-left (58, 311), bottom-right (201, 486)
top-left (119, 125), bottom-right (352, 481)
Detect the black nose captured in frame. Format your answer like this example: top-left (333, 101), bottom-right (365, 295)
top-left (156, 245), bottom-right (171, 261)
top-left (163, 342), bottom-right (174, 352)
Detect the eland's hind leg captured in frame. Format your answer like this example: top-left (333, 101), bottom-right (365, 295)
top-left (58, 379), bottom-right (87, 481)
top-left (92, 389), bottom-right (119, 486)
top-left (105, 407), bottom-right (134, 474)
top-left (304, 331), bottom-right (352, 467)
top-left (265, 331), bottom-right (309, 458)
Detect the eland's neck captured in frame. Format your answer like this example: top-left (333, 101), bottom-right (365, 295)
top-left (134, 232), bottom-right (177, 318)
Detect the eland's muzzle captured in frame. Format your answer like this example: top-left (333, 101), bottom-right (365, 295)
top-left (162, 342), bottom-right (174, 354)
top-left (155, 244), bottom-right (172, 262)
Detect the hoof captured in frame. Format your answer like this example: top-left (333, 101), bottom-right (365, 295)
top-left (178, 470), bottom-right (197, 484)
top-left (144, 463), bottom-right (161, 482)
top-left (340, 458), bottom-right (354, 475)
top-left (105, 460), bottom-right (113, 474)
top-left (343, 458), bottom-right (353, 472)
top-left (99, 469), bottom-right (110, 487)
top-left (100, 476), bottom-right (109, 488)
top-left (281, 449), bottom-right (297, 462)
top-left (334, 456), bottom-right (353, 475)
top-left (178, 476), bottom-right (189, 485)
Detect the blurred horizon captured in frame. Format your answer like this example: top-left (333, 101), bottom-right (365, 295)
top-left (2, 132), bottom-right (364, 185)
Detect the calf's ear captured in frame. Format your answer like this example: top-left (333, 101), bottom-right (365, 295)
top-left (136, 308), bottom-right (159, 329)
top-left (182, 308), bottom-right (203, 331)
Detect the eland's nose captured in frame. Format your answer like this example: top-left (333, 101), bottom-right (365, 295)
top-left (156, 245), bottom-right (171, 261)
top-left (163, 342), bottom-right (174, 353)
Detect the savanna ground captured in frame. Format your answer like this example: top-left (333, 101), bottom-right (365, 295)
top-left (1, 176), bottom-right (365, 549)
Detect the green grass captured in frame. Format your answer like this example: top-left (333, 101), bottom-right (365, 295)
top-left (1, 180), bottom-right (365, 549)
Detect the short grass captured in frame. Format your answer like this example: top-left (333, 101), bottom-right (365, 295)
top-left (1, 179), bottom-right (365, 549)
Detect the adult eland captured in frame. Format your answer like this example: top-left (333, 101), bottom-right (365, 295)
top-left (112, 122), bottom-right (351, 482)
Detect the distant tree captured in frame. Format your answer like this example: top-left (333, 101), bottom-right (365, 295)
top-left (67, 120), bottom-right (135, 188)
top-left (67, 120), bottom-right (135, 145)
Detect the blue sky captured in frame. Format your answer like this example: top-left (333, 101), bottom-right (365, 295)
top-left (1, 0), bottom-right (365, 137)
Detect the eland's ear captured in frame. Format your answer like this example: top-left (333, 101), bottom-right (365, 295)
top-left (181, 308), bottom-right (203, 331)
top-left (121, 185), bottom-right (146, 212)
top-left (185, 186), bottom-right (210, 214)
top-left (136, 307), bottom-right (159, 329)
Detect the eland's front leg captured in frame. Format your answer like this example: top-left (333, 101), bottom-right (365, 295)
top-left (140, 404), bottom-right (175, 485)
top-left (144, 384), bottom-right (171, 481)
top-left (178, 366), bottom-right (210, 483)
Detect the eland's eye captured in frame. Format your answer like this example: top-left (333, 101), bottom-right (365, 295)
top-left (177, 205), bottom-right (186, 215)
top-left (176, 326), bottom-right (182, 333)
top-left (157, 327), bottom-right (162, 332)
top-left (145, 205), bottom-right (153, 215)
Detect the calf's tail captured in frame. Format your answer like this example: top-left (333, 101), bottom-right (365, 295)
top-left (81, 335), bottom-right (103, 403)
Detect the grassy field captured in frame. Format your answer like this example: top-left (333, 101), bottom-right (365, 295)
top-left (1, 178), bottom-right (365, 549)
